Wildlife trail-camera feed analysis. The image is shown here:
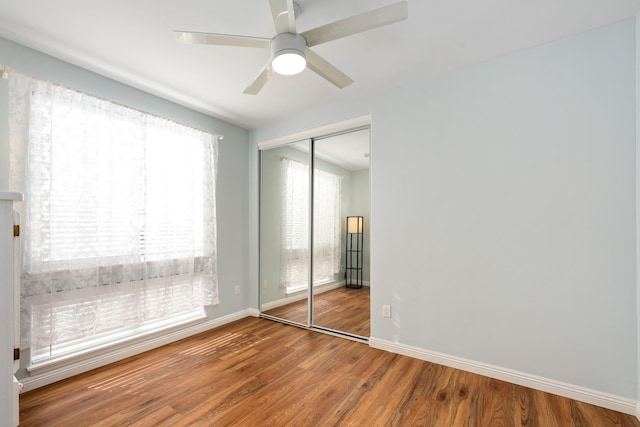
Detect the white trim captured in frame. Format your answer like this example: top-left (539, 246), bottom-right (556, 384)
top-left (0, 192), bottom-right (23, 201)
top-left (28, 312), bottom-right (207, 375)
top-left (261, 280), bottom-right (343, 311)
top-left (246, 308), bottom-right (261, 317)
top-left (19, 309), bottom-right (255, 392)
top-left (13, 376), bottom-right (20, 426)
top-left (369, 337), bottom-right (637, 416)
top-left (258, 115), bottom-right (372, 150)
top-left (261, 292), bottom-right (307, 311)
top-left (636, 402), bottom-right (640, 421)
top-left (286, 277), bottom-right (337, 295)
top-left (0, 197), bottom-right (20, 426)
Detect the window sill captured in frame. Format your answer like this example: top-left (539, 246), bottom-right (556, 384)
top-left (285, 278), bottom-right (337, 295)
top-left (27, 313), bottom-right (206, 376)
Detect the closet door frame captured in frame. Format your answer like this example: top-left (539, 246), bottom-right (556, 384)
top-left (258, 115), bottom-right (371, 342)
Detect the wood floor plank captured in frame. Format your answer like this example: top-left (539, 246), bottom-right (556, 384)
top-left (19, 317), bottom-right (640, 427)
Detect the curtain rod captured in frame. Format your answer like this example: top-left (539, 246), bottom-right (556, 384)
top-left (281, 156), bottom-right (306, 163)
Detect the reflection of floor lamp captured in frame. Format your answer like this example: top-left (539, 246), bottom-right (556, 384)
top-left (345, 216), bottom-right (363, 289)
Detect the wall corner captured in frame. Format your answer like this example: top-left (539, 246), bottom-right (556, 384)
top-left (635, 10), bottom-right (640, 420)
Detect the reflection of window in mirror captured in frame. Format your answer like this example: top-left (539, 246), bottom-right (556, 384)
top-left (313, 128), bottom-right (371, 288)
top-left (282, 157), bottom-right (342, 294)
top-left (260, 142), bottom-right (311, 326)
top-left (312, 127), bottom-right (371, 339)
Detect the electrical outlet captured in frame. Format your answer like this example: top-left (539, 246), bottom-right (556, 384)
top-left (262, 280), bottom-right (268, 289)
top-left (382, 305), bottom-right (391, 318)
top-left (234, 286), bottom-right (241, 295)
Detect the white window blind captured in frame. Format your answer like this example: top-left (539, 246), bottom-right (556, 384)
top-left (8, 74), bottom-right (219, 364)
top-left (281, 157), bottom-right (342, 291)
top-left (281, 158), bottom-right (310, 289)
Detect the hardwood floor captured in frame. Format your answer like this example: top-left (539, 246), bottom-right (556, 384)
top-left (20, 317), bottom-right (639, 427)
top-left (263, 286), bottom-right (370, 337)
top-left (314, 286), bottom-right (370, 337)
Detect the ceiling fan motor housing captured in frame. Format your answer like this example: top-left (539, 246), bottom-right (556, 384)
top-left (271, 33), bottom-right (307, 75)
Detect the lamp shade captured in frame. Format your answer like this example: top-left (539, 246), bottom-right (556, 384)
top-left (347, 216), bottom-right (363, 234)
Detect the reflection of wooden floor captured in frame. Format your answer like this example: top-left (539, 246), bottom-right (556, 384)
top-left (263, 286), bottom-right (370, 337)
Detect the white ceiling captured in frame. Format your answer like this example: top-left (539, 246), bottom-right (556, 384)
top-left (0, 0), bottom-right (638, 130)
top-left (292, 128), bottom-right (370, 171)
top-left (316, 129), bottom-right (370, 171)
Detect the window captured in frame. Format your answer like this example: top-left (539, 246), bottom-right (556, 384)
top-left (281, 157), bottom-right (342, 292)
top-left (9, 74), bottom-right (219, 365)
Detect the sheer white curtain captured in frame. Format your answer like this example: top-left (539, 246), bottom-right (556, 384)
top-left (281, 157), bottom-right (341, 290)
top-left (9, 74), bottom-right (219, 363)
top-left (313, 168), bottom-right (342, 280)
top-left (281, 158), bottom-right (309, 289)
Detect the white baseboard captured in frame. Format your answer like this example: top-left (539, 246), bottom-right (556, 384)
top-left (261, 292), bottom-right (307, 311)
top-left (20, 308), bottom-right (255, 392)
top-left (369, 337), bottom-right (637, 416)
top-left (261, 281), bottom-right (344, 311)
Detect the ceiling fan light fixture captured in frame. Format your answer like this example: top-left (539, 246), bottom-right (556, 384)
top-left (272, 51), bottom-right (306, 75)
top-left (271, 33), bottom-right (307, 75)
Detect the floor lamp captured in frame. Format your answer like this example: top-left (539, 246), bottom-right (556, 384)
top-left (345, 216), bottom-right (363, 289)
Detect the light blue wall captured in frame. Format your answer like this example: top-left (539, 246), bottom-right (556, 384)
top-left (0, 37), bottom-right (252, 372)
top-left (251, 20), bottom-right (637, 399)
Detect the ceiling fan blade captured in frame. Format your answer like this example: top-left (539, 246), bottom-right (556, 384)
top-left (269, 0), bottom-right (296, 34)
top-left (305, 49), bottom-right (353, 89)
top-left (301, 1), bottom-right (407, 47)
top-left (174, 31), bottom-right (271, 49)
top-left (243, 62), bottom-right (273, 95)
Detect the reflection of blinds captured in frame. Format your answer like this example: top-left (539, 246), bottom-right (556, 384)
top-left (282, 158), bottom-right (309, 288)
top-left (281, 158), bottom-right (341, 288)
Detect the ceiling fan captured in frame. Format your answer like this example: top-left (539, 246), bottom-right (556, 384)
top-left (174, 0), bottom-right (408, 95)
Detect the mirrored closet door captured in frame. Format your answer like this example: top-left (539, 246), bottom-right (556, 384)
top-left (259, 128), bottom-right (370, 339)
top-left (311, 129), bottom-right (370, 338)
top-left (260, 140), bottom-right (311, 326)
